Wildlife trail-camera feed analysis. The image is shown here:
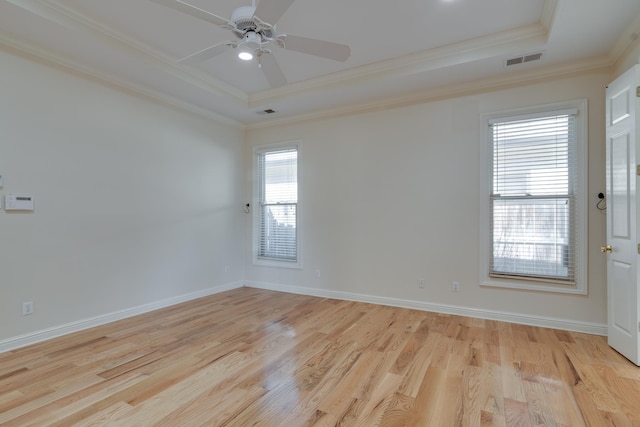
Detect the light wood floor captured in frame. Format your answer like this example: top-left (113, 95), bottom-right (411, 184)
top-left (1, 288), bottom-right (639, 426)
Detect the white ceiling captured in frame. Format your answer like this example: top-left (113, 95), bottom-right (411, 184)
top-left (2, 0), bottom-right (640, 126)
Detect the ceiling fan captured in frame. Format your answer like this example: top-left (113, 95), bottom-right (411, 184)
top-left (151, 0), bottom-right (351, 87)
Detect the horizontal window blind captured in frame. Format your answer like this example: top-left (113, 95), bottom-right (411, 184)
top-left (490, 112), bottom-right (577, 283)
top-left (257, 147), bottom-right (298, 261)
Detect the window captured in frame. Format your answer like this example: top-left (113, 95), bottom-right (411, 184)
top-left (480, 101), bottom-right (587, 294)
top-left (254, 144), bottom-right (300, 266)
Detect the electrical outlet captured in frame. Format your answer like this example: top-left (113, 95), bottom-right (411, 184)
top-left (22, 301), bottom-right (33, 316)
top-left (418, 279), bottom-right (425, 288)
top-left (452, 281), bottom-right (460, 292)
top-left (314, 269), bottom-right (321, 278)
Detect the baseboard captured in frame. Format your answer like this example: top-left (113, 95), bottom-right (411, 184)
top-left (1, 279), bottom-right (607, 354)
top-left (0, 281), bottom-right (244, 353)
top-left (244, 281), bottom-right (608, 336)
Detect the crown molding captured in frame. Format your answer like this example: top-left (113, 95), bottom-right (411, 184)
top-left (540, 0), bottom-right (558, 34)
top-left (247, 56), bottom-right (612, 131)
top-left (5, 0), bottom-right (563, 126)
top-left (249, 23), bottom-right (549, 109)
top-left (4, 0), bottom-right (617, 131)
top-left (610, 10), bottom-right (640, 64)
top-left (6, 0), bottom-right (248, 105)
top-left (249, 0), bottom-right (555, 109)
top-left (0, 33), bottom-right (244, 128)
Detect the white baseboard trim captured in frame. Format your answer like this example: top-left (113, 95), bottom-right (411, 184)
top-left (0, 281), bottom-right (244, 353)
top-left (244, 281), bottom-right (608, 336)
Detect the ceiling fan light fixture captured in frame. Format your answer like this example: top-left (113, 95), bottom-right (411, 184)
top-left (238, 49), bottom-right (254, 60)
top-left (238, 31), bottom-right (261, 61)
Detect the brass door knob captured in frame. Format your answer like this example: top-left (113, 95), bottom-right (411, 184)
top-left (600, 245), bottom-right (613, 253)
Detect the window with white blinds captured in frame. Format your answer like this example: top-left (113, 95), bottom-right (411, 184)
top-left (256, 146), bottom-right (298, 263)
top-left (489, 110), bottom-right (578, 283)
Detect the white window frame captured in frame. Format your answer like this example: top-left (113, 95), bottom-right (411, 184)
top-left (479, 100), bottom-right (588, 294)
top-left (253, 141), bottom-right (302, 269)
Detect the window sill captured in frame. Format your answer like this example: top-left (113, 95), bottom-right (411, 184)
top-left (253, 258), bottom-right (302, 270)
top-left (480, 277), bottom-right (587, 295)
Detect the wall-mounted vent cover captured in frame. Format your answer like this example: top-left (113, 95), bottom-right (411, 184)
top-left (505, 52), bottom-right (543, 67)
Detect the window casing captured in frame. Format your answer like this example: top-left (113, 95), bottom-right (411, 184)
top-left (254, 143), bottom-right (300, 267)
top-left (479, 101), bottom-right (587, 294)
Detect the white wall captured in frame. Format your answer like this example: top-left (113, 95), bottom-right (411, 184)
top-left (245, 70), bottom-right (610, 329)
top-left (0, 47), bottom-right (618, 346)
top-left (0, 52), bottom-right (245, 342)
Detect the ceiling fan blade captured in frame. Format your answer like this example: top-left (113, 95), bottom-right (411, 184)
top-left (254, 0), bottom-right (295, 25)
top-left (281, 35), bottom-right (350, 62)
top-left (178, 42), bottom-right (231, 65)
top-left (150, 0), bottom-right (232, 27)
top-left (260, 54), bottom-right (287, 88)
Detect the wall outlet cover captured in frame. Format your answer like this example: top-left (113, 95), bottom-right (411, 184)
top-left (22, 301), bottom-right (34, 316)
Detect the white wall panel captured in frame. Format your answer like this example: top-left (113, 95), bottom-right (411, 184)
top-left (0, 52), bottom-right (245, 341)
top-left (245, 71), bottom-right (609, 326)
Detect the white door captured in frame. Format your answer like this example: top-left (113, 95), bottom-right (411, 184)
top-left (605, 64), bottom-right (640, 366)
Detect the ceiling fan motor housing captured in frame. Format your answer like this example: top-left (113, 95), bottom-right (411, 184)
top-left (243, 31), bottom-right (262, 51)
top-left (231, 6), bottom-right (273, 39)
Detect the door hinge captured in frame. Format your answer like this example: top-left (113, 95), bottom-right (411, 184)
top-left (637, 243), bottom-right (640, 254)
top-left (637, 164), bottom-right (640, 176)
top-left (637, 86), bottom-right (640, 97)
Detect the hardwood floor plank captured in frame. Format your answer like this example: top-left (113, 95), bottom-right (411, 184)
top-left (5, 372), bottom-right (145, 427)
top-left (378, 392), bottom-right (415, 427)
top-left (70, 401), bottom-right (133, 426)
top-left (570, 382), bottom-right (615, 427)
top-left (504, 398), bottom-right (533, 427)
top-left (191, 386), bottom-right (266, 427)
top-left (396, 331), bottom-right (440, 397)
top-left (405, 365), bottom-right (447, 425)
top-left (544, 384), bottom-right (585, 427)
top-left (499, 326), bottom-right (528, 404)
top-left (479, 362), bottom-right (505, 421)
top-left (481, 408), bottom-right (507, 427)
top-left (317, 350), bottom-right (379, 417)
top-left (0, 288), bottom-right (638, 425)
top-left (390, 317), bottom-right (431, 376)
top-left (571, 361), bottom-right (622, 414)
top-left (352, 373), bottom-right (403, 427)
top-left (523, 379), bottom-right (557, 426)
top-left (108, 360), bottom-right (246, 426)
top-left (592, 365), bottom-right (640, 425)
top-left (462, 366), bottom-right (483, 426)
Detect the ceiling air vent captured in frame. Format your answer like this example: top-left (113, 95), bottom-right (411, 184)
top-left (505, 52), bottom-right (543, 67)
top-left (506, 57), bottom-right (523, 66)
